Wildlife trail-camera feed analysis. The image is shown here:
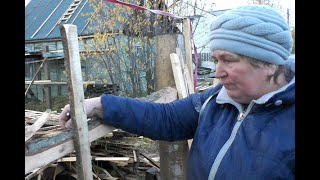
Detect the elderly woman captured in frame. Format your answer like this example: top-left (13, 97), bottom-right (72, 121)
top-left (60, 5), bottom-right (295, 180)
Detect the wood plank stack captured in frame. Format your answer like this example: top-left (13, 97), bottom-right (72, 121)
top-left (25, 87), bottom-right (178, 179)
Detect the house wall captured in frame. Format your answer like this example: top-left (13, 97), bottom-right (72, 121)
top-left (27, 60), bottom-right (91, 101)
top-left (25, 34), bottom-right (155, 100)
top-left (25, 59), bottom-right (69, 102)
top-left (25, 38), bottom-right (113, 101)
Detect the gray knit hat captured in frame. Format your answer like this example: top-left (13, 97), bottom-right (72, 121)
top-left (208, 5), bottom-right (293, 65)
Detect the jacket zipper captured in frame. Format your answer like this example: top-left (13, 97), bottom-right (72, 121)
top-left (208, 102), bottom-right (255, 180)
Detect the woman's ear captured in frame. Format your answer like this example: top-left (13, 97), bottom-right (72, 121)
top-left (265, 64), bottom-right (278, 76)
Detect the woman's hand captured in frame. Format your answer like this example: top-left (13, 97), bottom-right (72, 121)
top-left (59, 97), bottom-right (103, 129)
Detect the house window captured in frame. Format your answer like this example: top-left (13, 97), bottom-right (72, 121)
top-left (25, 64), bottom-right (34, 81)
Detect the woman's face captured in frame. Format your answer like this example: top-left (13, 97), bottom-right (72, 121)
top-left (212, 50), bottom-right (274, 104)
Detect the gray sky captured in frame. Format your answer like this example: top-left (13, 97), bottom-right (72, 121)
top-left (25, 0), bottom-right (30, 7)
top-left (25, 0), bottom-right (295, 27)
top-left (213, 0), bottom-right (295, 27)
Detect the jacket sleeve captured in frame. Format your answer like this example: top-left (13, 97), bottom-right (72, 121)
top-left (100, 84), bottom-right (222, 141)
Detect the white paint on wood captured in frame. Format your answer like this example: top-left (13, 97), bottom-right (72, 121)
top-left (173, 48), bottom-right (195, 149)
top-left (57, 157), bottom-right (130, 162)
top-left (176, 48), bottom-right (195, 95)
top-left (57, 157), bottom-right (77, 162)
top-left (183, 65), bottom-right (195, 95)
top-left (170, 53), bottom-right (188, 99)
top-left (94, 157), bottom-right (130, 161)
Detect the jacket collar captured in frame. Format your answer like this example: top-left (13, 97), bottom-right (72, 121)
top-left (216, 77), bottom-right (295, 112)
top-left (215, 57), bottom-right (295, 112)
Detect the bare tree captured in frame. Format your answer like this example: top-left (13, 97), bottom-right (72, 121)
top-left (80, 0), bottom-right (214, 97)
top-left (246, 0), bottom-right (281, 9)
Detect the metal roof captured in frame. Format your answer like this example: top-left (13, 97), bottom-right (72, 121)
top-left (25, 0), bottom-right (100, 41)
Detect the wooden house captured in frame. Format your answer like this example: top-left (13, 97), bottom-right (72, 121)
top-left (25, 0), bottom-right (188, 106)
top-left (25, 0), bottom-right (126, 103)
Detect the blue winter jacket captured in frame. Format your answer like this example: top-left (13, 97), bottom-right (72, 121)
top-left (100, 78), bottom-right (295, 180)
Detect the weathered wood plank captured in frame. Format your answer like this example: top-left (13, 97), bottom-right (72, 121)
top-left (25, 87), bottom-right (178, 175)
top-left (139, 87), bottom-right (178, 103)
top-left (183, 18), bottom-right (194, 87)
top-left (25, 110), bottom-right (60, 126)
top-left (155, 35), bottom-right (177, 90)
top-left (60, 24), bottom-right (92, 180)
top-left (183, 65), bottom-right (195, 94)
top-left (25, 109), bottom-right (52, 142)
top-left (25, 80), bottom-right (96, 85)
top-left (25, 119), bottom-right (115, 174)
top-left (170, 53), bottom-right (194, 149)
top-left (170, 53), bottom-right (188, 99)
top-left (57, 157), bottom-right (130, 162)
top-left (155, 34), bottom-right (188, 180)
top-left (175, 47), bottom-right (195, 148)
top-left (175, 48), bottom-right (194, 95)
top-left (43, 45), bottom-right (52, 109)
top-left (25, 87), bottom-right (177, 156)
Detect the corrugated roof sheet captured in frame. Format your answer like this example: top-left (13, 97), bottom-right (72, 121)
top-left (25, 0), bottom-right (100, 41)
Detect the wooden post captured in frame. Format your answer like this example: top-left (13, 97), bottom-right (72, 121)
top-left (155, 34), bottom-right (189, 180)
top-left (183, 18), bottom-right (194, 88)
top-left (60, 24), bottom-right (93, 180)
top-left (43, 45), bottom-right (51, 109)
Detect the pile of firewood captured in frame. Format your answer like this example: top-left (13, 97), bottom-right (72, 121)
top-left (25, 110), bottom-right (160, 180)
